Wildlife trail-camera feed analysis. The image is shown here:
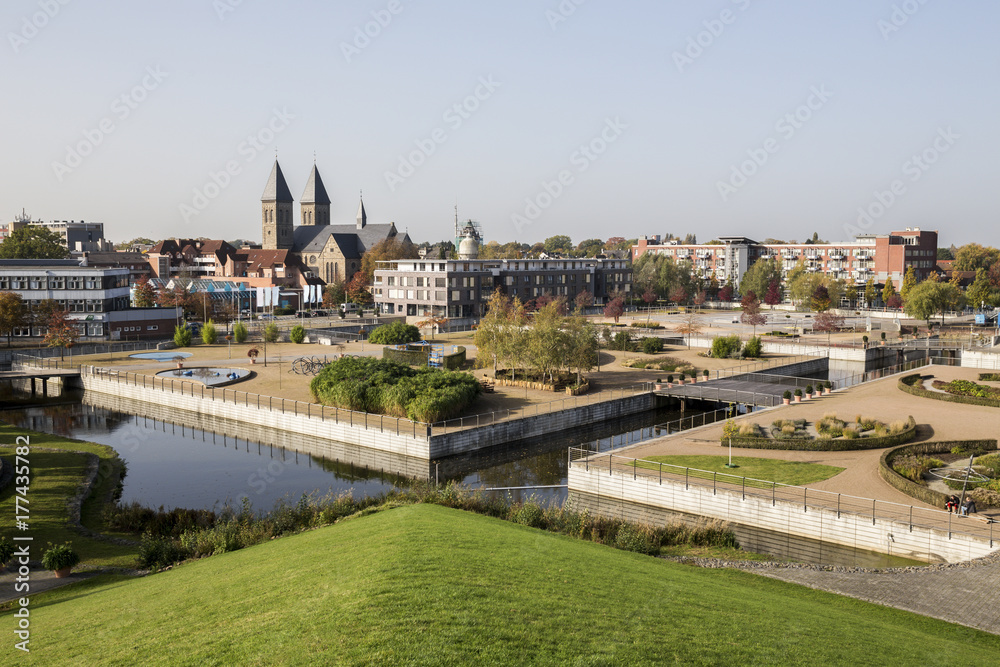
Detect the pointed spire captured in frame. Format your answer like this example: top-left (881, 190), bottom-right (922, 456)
top-left (261, 160), bottom-right (293, 203)
top-left (356, 194), bottom-right (367, 230)
top-left (300, 164), bottom-right (331, 204)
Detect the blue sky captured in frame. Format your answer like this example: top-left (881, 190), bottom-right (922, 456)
top-left (2, 1), bottom-right (997, 248)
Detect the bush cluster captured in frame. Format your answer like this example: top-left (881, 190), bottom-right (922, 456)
top-left (232, 321), bottom-right (248, 343)
top-left (936, 379), bottom-right (1000, 400)
top-left (123, 484), bottom-right (740, 570)
top-left (710, 334), bottom-right (741, 359)
top-left (899, 374), bottom-right (1000, 408)
top-left (640, 337), bottom-right (663, 354)
top-left (173, 325), bottom-right (192, 348)
top-left (369, 322), bottom-right (421, 345)
top-left (310, 356), bottom-right (481, 422)
top-left (289, 324), bottom-right (305, 344)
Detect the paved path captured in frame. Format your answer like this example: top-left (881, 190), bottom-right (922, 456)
top-left (0, 566), bottom-right (107, 605)
top-left (734, 554), bottom-right (1000, 635)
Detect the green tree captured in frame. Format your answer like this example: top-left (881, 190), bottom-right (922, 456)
top-left (953, 243), bottom-right (1000, 272)
top-left (740, 257), bottom-right (781, 301)
top-left (900, 266), bottom-right (917, 304)
top-left (0, 226), bottom-right (68, 259)
top-left (289, 324), bottom-right (305, 344)
top-left (232, 321), bottom-right (248, 343)
top-left (845, 283), bottom-right (858, 308)
top-left (526, 301), bottom-right (566, 383)
top-left (810, 285), bottom-right (831, 312)
top-left (882, 278), bottom-right (896, 306)
top-left (966, 268), bottom-right (994, 309)
top-left (263, 322), bottom-right (280, 343)
top-left (201, 320), bottom-right (218, 345)
top-left (575, 238), bottom-right (604, 257)
top-left (174, 325), bottom-right (192, 347)
top-left (864, 278), bottom-right (876, 308)
top-left (543, 235), bottom-right (573, 256)
top-left (904, 281), bottom-right (965, 326)
top-left (0, 292), bottom-right (28, 346)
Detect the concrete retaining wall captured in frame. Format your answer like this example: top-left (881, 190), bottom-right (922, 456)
top-left (568, 463), bottom-right (996, 564)
top-left (429, 393), bottom-right (657, 457)
top-left (82, 371), bottom-right (432, 459)
top-left (961, 350), bottom-right (1000, 370)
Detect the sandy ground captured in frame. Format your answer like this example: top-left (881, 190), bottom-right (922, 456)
top-left (618, 364), bottom-right (1000, 513)
top-left (66, 328), bottom-right (799, 419)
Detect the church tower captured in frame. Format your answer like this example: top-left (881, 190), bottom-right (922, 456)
top-left (261, 160), bottom-right (294, 250)
top-left (300, 163), bottom-right (331, 226)
top-left (356, 196), bottom-right (367, 230)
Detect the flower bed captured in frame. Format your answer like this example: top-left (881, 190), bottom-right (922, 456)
top-left (878, 439), bottom-right (999, 508)
top-left (899, 374), bottom-right (1000, 408)
top-left (723, 415), bottom-right (917, 451)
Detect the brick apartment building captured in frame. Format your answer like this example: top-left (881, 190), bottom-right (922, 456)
top-left (632, 228), bottom-right (938, 289)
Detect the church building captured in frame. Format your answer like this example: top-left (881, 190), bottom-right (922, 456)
top-left (261, 160), bottom-right (409, 284)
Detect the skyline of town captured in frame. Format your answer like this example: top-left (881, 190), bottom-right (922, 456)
top-left (4, 2), bottom-right (999, 247)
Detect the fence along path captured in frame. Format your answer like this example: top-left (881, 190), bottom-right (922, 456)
top-left (569, 448), bottom-right (997, 548)
top-left (80, 365), bottom-right (431, 440)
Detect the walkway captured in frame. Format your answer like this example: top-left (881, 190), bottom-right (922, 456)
top-left (730, 553), bottom-right (1000, 635)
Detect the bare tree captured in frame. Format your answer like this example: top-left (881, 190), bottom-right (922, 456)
top-left (674, 311), bottom-right (704, 349)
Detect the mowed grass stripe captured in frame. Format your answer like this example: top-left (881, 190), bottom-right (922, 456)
top-left (637, 455), bottom-right (844, 490)
top-left (15, 504), bottom-right (999, 665)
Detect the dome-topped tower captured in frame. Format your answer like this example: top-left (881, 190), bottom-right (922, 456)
top-left (457, 220), bottom-right (480, 260)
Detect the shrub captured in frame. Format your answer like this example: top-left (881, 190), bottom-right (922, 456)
top-left (612, 523), bottom-right (659, 555)
top-left (232, 321), bottom-right (248, 343)
top-left (41, 542), bottom-right (80, 571)
top-left (794, 388), bottom-right (802, 397)
top-left (979, 373), bottom-right (1000, 382)
top-left (710, 334), bottom-right (742, 359)
top-left (805, 385), bottom-right (813, 395)
top-left (666, 375), bottom-right (674, 383)
top-left (273, 305), bottom-right (296, 316)
top-left (970, 487), bottom-right (1000, 508)
top-left (743, 335), bottom-right (763, 359)
top-left (783, 390), bottom-right (791, 400)
top-left (781, 425), bottom-right (795, 437)
top-left (891, 455), bottom-right (944, 483)
top-left (369, 322), bottom-right (421, 345)
top-left (611, 331), bottom-right (634, 351)
top-left (289, 324), bottom-right (305, 344)
top-left (640, 337), bottom-right (663, 354)
top-left (201, 320), bottom-right (218, 345)
top-left (263, 322), bottom-right (280, 343)
top-left (139, 533), bottom-right (191, 570)
top-left (310, 357), bottom-right (481, 422)
top-left (0, 537), bottom-right (14, 564)
top-left (511, 501), bottom-right (544, 528)
top-left (842, 427), bottom-right (859, 440)
top-left (173, 325), bottom-right (192, 348)
top-left (738, 423), bottom-right (759, 437)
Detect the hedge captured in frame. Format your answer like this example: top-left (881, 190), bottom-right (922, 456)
top-left (722, 416), bottom-right (917, 451)
top-left (898, 374), bottom-right (1000, 408)
top-left (878, 439), bottom-right (999, 509)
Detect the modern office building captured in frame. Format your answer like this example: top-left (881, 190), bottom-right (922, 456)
top-left (632, 228), bottom-right (938, 288)
top-left (2, 212), bottom-right (110, 252)
top-left (0, 259), bottom-right (178, 341)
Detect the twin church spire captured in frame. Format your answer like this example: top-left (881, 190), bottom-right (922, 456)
top-left (260, 159), bottom-right (366, 250)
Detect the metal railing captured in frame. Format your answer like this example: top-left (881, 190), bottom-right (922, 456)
top-left (430, 382), bottom-right (655, 433)
top-left (79, 365), bottom-right (432, 440)
top-left (10, 340), bottom-right (164, 369)
top-left (568, 448), bottom-right (995, 546)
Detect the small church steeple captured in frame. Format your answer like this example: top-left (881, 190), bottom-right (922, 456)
top-left (356, 194), bottom-right (367, 230)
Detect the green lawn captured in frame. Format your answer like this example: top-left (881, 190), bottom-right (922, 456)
top-left (0, 423), bottom-right (137, 568)
top-left (11, 504), bottom-right (998, 665)
top-left (638, 455), bottom-right (844, 489)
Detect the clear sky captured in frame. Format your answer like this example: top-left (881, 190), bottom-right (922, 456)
top-left (2, 1), bottom-right (997, 249)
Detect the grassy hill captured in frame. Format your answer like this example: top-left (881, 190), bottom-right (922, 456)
top-left (15, 504), bottom-right (999, 665)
